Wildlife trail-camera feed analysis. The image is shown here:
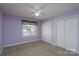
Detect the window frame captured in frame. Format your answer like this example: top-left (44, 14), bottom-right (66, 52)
top-left (22, 20), bottom-right (37, 37)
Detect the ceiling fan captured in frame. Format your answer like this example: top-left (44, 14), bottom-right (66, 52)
top-left (32, 7), bottom-right (42, 17)
top-left (25, 4), bottom-right (48, 18)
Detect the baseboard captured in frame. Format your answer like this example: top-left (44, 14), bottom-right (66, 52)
top-left (3, 39), bottom-right (40, 48)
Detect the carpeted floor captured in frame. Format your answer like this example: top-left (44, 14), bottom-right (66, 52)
top-left (1, 40), bottom-right (78, 56)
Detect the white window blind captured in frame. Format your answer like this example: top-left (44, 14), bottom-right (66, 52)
top-left (22, 20), bottom-right (37, 37)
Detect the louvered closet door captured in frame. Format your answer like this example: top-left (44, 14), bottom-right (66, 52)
top-left (64, 16), bottom-right (78, 52)
top-left (57, 19), bottom-right (65, 48)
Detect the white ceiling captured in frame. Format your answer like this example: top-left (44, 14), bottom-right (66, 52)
top-left (0, 3), bottom-right (79, 21)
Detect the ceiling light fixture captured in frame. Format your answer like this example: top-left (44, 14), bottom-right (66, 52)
top-left (34, 12), bottom-right (40, 16)
top-left (33, 8), bottom-right (41, 17)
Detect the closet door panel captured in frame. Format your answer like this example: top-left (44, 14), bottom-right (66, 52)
top-left (70, 18), bottom-right (77, 52)
top-left (65, 17), bottom-right (77, 52)
top-left (65, 18), bottom-right (71, 50)
top-left (57, 19), bottom-right (65, 48)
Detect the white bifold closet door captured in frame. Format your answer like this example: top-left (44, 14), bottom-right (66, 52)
top-left (64, 16), bottom-right (78, 52)
top-left (56, 16), bottom-right (78, 52)
top-left (57, 19), bottom-right (65, 48)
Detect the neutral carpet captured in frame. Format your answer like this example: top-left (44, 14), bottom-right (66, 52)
top-left (1, 40), bottom-right (78, 56)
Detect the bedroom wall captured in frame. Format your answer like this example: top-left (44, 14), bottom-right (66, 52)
top-left (41, 20), bottom-right (52, 44)
top-left (2, 14), bottom-right (41, 47)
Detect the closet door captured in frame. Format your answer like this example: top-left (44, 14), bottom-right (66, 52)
top-left (65, 16), bottom-right (78, 52)
top-left (57, 19), bottom-right (65, 48)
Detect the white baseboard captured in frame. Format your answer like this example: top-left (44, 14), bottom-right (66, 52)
top-left (3, 39), bottom-right (40, 48)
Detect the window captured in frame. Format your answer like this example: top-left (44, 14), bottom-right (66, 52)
top-left (22, 20), bottom-right (37, 37)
